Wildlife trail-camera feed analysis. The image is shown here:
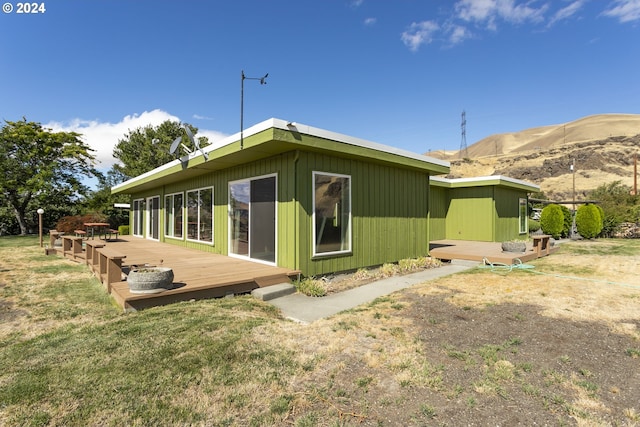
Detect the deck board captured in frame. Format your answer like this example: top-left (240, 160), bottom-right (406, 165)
top-left (76, 236), bottom-right (299, 311)
top-left (429, 239), bottom-right (558, 265)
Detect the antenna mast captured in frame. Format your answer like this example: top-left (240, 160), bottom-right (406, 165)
top-left (459, 110), bottom-right (468, 159)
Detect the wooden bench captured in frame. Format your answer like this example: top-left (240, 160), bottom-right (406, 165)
top-left (62, 235), bottom-right (84, 261)
top-left (45, 230), bottom-right (63, 255)
top-left (105, 229), bottom-right (119, 241)
top-left (96, 247), bottom-right (127, 292)
top-left (85, 240), bottom-right (106, 271)
top-left (532, 234), bottom-right (552, 257)
top-left (75, 229), bottom-right (87, 238)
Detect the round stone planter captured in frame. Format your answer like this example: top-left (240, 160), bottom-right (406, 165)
top-left (127, 267), bottom-right (174, 294)
top-left (501, 241), bottom-right (527, 253)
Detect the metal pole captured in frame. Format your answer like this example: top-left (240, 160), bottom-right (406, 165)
top-left (634, 153), bottom-right (637, 196)
top-left (240, 70), bottom-right (244, 150)
top-left (239, 70), bottom-right (268, 151)
top-left (37, 209), bottom-right (44, 247)
top-left (572, 158), bottom-right (576, 213)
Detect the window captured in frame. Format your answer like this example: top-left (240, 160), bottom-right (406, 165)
top-left (186, 187), bottom-right (213, 243)
top-left (313, 172), bottom-right (351, 256)
top-left (165, 193), bottom-right (184, 239)
top-left (519, 198), bottom-right (528, 234)
top-left (132, 199), bottom-right (144, 237)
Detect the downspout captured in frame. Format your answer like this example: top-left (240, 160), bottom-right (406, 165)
top-left (427, 174), bottom-right (431, 256)
top-left (293, 150), bottom-right (300, 272)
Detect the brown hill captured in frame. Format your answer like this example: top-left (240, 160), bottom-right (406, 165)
top-left (429, 114), bottom-right (640, 200)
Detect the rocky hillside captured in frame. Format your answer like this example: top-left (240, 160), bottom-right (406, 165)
top-left (430, 114), bottom-right (640, 200)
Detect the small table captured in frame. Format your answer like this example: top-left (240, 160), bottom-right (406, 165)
top-left (84, 222), bottom-right (110, 240)
top-left (532, 235), bottom-right (552, 257)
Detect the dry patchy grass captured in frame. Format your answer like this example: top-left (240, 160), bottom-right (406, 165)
top-left (1, 237), bottom-right (640, 426)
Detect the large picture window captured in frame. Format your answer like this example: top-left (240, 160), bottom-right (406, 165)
top-left (132, 198), bottom-right (144, 237)
top-left (165, 193), bottom-right (184, 239)
top-left (187, 187), bottom-right (213, 243)
top-left (519, 198), bottom-right (528, 234)
top-left (313, 172), bottom-right (351, 256)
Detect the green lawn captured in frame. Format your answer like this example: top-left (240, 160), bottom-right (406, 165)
top-left (0, 237), bottom-right (300, 426)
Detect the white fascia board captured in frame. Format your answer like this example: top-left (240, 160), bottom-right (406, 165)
top-left (112, 118), bottom-right (450, 192)
top-left (430, 175), bottom-right (540, 191)
top-left (271, 119), bottom-right (450, 168)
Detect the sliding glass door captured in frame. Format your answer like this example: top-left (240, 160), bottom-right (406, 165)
top-left (229, 175), bottom-right (276, 264)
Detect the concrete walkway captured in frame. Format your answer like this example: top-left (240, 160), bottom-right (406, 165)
top-left (266, 260), bottom-right (478, 324)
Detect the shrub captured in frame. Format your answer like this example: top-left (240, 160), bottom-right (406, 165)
top-left (540, 204), bottom-right (564, 239)
top-left (576, 204), bottom-right (603, 239)
top-left (559, 205), bottom-right (572, 238)
top-left (600, 215), bottom-right (620, 238)
top-left (55, 213), bottom-right (108, 234)
top-left (528, 219), bottom-right (541, 233)
top-left (295, 277), bottom-right (327, 297)
top-left (595, 205), bottom-right (605, 236)
top-left (118, 225), bottom-right (130, 235)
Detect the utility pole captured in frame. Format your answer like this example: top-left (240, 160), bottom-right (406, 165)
top-left (570, 158), bottom-right (576, 239)
top-left (634, 153), bottom-right (637, 196)
top-left (571, 158), bottom-right (576, 212)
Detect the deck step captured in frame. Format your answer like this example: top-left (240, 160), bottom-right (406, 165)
top-left (252, 283), bottom-right (296, 301)
top-left (254, 274), bottom-right (293, 287)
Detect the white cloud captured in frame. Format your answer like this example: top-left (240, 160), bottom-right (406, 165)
top-left (603, 0), bottom-right (640, 22)
top-left (551, 0), bottom-right (585, 24)
top-left (401, 20), bottom-right (440, 51)
top-left (447, 24), bottom-right (473, 45)
top-left (46, 109), bottom-right (227, 170)
top-left (364, 17), bottom-right (377, 26)
top-left (455, 0), bottom-right (548, 30)
top-left (193, 114), bottom-right (214, 120)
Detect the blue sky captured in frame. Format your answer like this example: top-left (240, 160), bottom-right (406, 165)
top-left (1, 0), bottom-right (639, 177)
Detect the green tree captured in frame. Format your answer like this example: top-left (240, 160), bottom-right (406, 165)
top-left (112, 120), bottom-right (208, 179)
top-left (0, 119), bottom-right (99, 235)
top-left (588, 181), bottom-right (639, 236)
top-left (83, 168), bottom-right (130, 228)
top-left (576, 204), bottom-right (603, 239)
top-left (540, 204), bottom-right (564, 239)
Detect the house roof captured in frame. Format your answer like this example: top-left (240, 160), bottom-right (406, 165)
top-left (112, 118), bottom-right (450, 194)
top-left (430, 175), bottom-right (540, 193)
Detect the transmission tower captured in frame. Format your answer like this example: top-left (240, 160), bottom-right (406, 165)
top-left (459, 110), bottom-right (468, 159)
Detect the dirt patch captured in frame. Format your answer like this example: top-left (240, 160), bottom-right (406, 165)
top-left (273, 241), bottom-right (640, 426)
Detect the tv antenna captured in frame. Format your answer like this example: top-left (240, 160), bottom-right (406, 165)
top-left (240, 70), bottom-right (269, 149)
top-left (169, 125), bottom-right (208, 161)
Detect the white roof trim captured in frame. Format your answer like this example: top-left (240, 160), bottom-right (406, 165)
top-left (113, 118), bottom-right (449, 192)
top-left (431, 175), bottom-right (540, 191)
top-left (270, 119), bottom-right (450, 168)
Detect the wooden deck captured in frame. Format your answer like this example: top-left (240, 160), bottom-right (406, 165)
top-left (429, 239), bottom-right (558, 265)
top-left (52, 236), bottom-right (300, 311)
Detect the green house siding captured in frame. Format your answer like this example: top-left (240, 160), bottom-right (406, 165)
top-left (117, 120), bottom-right (541, 278)
top-left (128, 149), bottom-right (432, 277)
top-left (494, 187), bottom-right (528, 241)
top-left (445, 187), bottom-right (494, 241)
top-left (430, 182), bottom-right (533, 242)
top-left (295, 151), bottom-right (431, 277)
top-left (428, 185), bottom-right (448, 241)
